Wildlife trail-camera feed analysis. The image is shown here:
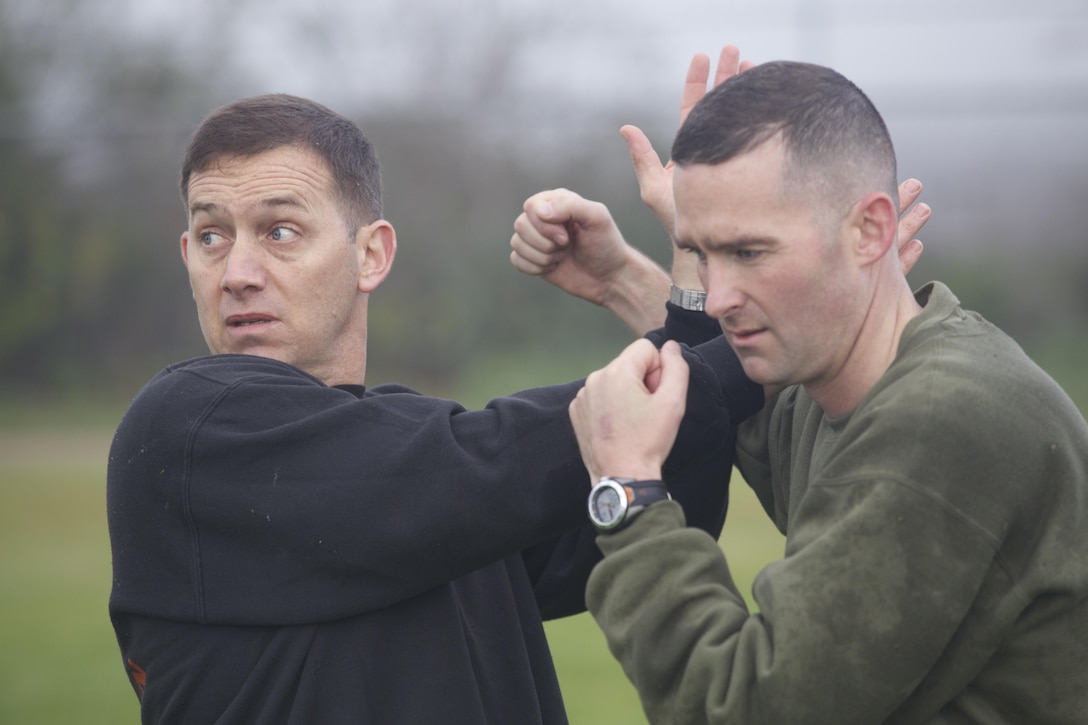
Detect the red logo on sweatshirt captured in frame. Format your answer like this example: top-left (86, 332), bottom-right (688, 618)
top-left (127, 658), bottom-right (146, 700)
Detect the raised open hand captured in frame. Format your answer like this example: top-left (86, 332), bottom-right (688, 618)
top-left (622, 46), bottom-right (754, 241)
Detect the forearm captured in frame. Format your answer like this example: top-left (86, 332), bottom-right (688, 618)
top-left (588, 484), bottom-right (997, 724)
top-left (599, 231), bottom-right (712, 337)
top-left (600, 244), bottom-right (671, 335)
top-left (588, 503), bottom-right (756, 724)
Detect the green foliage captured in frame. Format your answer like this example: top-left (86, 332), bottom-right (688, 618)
top-left (0, 139), bottom-right (126, 383)
top-left (1025, 334), bottom-right (1088, 416)
top-left (364, 115), bottom-right (661, 395)
top-left (0, 0), bottom-right (229, 396)
top-left (1, 0), bottom-right (1084, 406)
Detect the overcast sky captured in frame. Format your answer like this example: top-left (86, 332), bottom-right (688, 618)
top-left (146, 0), bottom-right (1088, 170)
top-left (184, 0), bottom-right (1082, 252)
top-left (97, 0), bottom-right (1087, 109)
top-left (9, 0), bottom-right (1086, 252)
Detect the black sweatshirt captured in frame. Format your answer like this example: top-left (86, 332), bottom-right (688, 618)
top-left (107, 310), bottom-right (761, 723)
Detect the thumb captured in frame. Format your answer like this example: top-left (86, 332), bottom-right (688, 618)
top-left (523, 195), bottom-right (571, 247)
top-left (620, 125), bottom-right (665, 192)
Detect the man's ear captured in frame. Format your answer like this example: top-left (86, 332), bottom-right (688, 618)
top-left (850, 191), bottom-right (898, 268)
top-left (180, 230), bottom-right (191, 267)
top-left (356, 220), bottom-right (397, 293)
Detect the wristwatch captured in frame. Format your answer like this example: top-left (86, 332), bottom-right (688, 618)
top-left (587, 477), bottom-right (671, 531)
top-left (669, 284), bottom-right (707, 312)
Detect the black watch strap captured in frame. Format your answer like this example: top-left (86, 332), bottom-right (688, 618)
top-left (624, 479), bottom-right (670, 509)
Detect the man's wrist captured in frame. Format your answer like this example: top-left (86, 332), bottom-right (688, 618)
top-left (600, 248), bottom-right (670, 335)
top-left (588, 477), bottom-right (671, 531)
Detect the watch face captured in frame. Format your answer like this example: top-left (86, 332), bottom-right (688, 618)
top-left (591, 484), bottom-right (623, 526)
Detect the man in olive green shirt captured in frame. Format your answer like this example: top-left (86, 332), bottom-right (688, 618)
top-left (567, 60), bottom-right (1088, 723)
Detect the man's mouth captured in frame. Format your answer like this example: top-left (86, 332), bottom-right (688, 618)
top-left (226, 314), bottom-right (275, 328)
top-left (725, 326), bottom-right (766, 345)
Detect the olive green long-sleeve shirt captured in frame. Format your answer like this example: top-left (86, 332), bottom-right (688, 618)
top-left (588, 282), bottom-right (1088, 724)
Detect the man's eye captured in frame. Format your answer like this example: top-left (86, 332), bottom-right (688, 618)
top-left (736, 249), bottom-right (762, 261)
top-left (685, 247), bottom-right (707, 264)
top-left (200, 231), bottom-right (226, 247)
top-left (270, 227), bottom-right (299, 242)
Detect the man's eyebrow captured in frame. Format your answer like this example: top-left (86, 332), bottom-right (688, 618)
top-left (675, 238), bottom-right (700, 253)
top-left (189, 201), bottom-right (221, 217)
top-left (679, 236), bottom-right (777, 252)
top-left (188, 196), bottom-right (307, 217)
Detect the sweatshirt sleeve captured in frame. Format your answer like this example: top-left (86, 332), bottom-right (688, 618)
top-left (587, 482), bottom-right (1004, 725)
top-left (108, 356), bottom-right (587, 626)
top-left (109, 344), bottom-right (755, 628)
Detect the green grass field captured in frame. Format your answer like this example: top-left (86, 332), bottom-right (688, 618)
top-left (0, 420), bottom-right (783, 724)
top-left (0, 428), bottom-right (141, 724)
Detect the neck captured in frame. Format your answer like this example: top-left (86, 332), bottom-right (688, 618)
top-left (322, 356), bottom-right (367, 388)
top-left (326, 332), bottom-right (368, 388)
top-left (806, 272), bottom-right (921, 419)
top-left (312, 300), bottom-right (370, 387)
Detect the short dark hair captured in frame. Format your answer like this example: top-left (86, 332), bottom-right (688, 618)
top-left (180, 94), bottom-right (383, 230)
top-left (672, 61), bottom-right (898, 210)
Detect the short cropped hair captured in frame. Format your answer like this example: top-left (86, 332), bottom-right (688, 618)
top-left (180, 94), bottom-right (383, 231)
top-left (672, 61), bottom-right (898, 212)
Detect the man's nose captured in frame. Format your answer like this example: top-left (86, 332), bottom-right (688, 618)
top-left (221, 237), bottom-right (266, 295)
top-left (703, 264), bottom-right (745, 320)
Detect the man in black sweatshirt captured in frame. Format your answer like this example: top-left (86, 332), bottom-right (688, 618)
top-left (106, 90), bottom-right (766, 724)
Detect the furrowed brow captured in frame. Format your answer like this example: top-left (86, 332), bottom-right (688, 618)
top-left (188, 196), bottom-right (308, 220)
top-left (257, 195), bottom-right (307, 212)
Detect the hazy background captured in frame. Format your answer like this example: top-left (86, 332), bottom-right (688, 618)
top-left (1, 0), bottom-right (1086, 405)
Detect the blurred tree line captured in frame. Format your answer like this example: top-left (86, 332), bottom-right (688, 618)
top-left (0, 0), bottom-right (664, 405)
top-left (1, 0), bottom-right (1086, 411)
